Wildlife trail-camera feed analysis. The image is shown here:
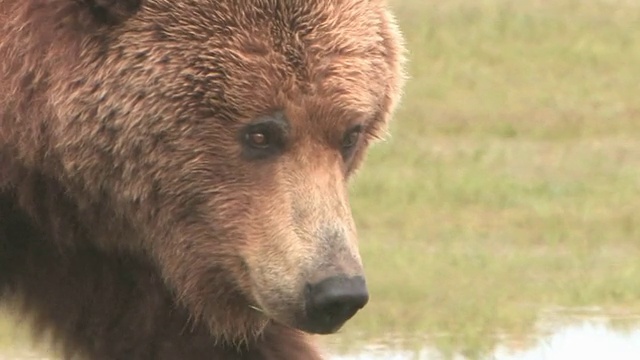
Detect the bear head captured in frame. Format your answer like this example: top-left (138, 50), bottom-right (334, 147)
top-left (0, 0), bottom-right (406, 343)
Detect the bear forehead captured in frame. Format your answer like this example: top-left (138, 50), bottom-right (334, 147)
top-left (104, 0), bottom-right (391, 123)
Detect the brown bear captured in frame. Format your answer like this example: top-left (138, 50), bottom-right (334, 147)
top-left (0, 0), bottom-right (406, 359)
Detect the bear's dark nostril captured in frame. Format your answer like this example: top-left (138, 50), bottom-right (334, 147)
top-left (303, 275), bottom-right (369, 334)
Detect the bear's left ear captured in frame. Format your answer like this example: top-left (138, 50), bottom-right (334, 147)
top-left (80, 0), bottom-right (143, 25)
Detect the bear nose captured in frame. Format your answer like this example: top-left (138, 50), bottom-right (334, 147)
top-left (303, 275), bottom-right (369, 334)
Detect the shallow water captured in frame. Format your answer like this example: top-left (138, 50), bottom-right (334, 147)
top-left (327, 308), bottom-right (640, 360)
top-left (329, 324), bottom-right (640, 360)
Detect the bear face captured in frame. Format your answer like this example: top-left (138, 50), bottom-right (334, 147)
top-left (0, 0), bottom-right (406, 344)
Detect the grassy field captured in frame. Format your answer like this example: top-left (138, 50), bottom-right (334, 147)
top-left (331, 0), bottom-right (640, 357)
top-left (3, 0), bottom-right (640, 359)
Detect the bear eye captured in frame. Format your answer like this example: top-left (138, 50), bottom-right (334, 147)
top-left (245, 131), bottom-right (270, 149)
top-left (240, 115), bottom-right (288, 160)
top-left (342, 125), bottom-right (363, 150)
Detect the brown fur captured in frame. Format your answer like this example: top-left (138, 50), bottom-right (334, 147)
top-left (0, 0), bottom-right (406, 359)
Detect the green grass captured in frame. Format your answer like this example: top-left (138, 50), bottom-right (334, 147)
top-left (327, 0), bottom-right (640, 358)
top-left (4, 0), bottom-right (640, 359)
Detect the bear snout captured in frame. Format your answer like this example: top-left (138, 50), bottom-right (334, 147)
top-left (299, 275), bottom-right (369, 334)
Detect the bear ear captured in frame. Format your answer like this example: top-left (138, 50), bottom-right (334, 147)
top-left (80, 0), bottom-right (143, 25)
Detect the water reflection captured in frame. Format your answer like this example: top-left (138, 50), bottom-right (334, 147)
top-left (329, 308), bottom-right (640, 360)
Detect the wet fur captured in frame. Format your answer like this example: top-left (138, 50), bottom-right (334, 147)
top-left (0, 0), bottom-right (405, 358)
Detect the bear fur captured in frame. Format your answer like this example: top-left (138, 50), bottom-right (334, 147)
top-left (0, 0), bottom-right (406, 359)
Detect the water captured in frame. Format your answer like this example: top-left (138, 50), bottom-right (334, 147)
top-left (328, 308), bottom-right (640, 360)
top-left (330, 323), bottom-right (640, 360)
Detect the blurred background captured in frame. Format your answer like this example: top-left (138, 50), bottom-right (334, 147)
top-left (325, 0), bottom-right (640, 359)
top-left (3, 0), bottom-right (640, 359)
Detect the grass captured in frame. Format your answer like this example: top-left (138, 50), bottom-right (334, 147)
top-left (327, 0), bottom-right (640, 358)
top-left (4, 0), bottom-right (640, 359)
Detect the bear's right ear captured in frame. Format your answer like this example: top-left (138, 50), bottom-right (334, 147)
top-left (78, 0), bottom-right (143, 25)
